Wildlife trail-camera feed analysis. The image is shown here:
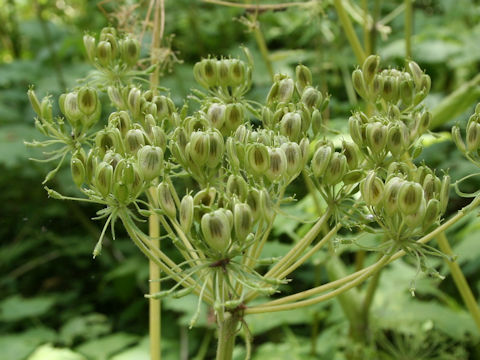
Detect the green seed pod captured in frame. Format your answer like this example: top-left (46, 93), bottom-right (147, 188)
top-left (194, 187), bottom-right (216, 207)
top-left (201, 59), bottom-right (218, 88)
top-left (417, 111), bottom-right (432, 135)
top-left (71, 156), bottom-right (86, 188)
top-left (362, 55), bottom-right (380, 84)
top-left (188, 131), bottom-right (210, 166)
top-left (137, 145), bottom-right (164, 181)
top-left (342, 170), bottom-right (364, 185)
top-left (246, 188), bottom-right (261, 222)
top-left (207, 131), bottom-right (224, 168)
top-left (366, 122), bottom-right (387, 154)
top-left (466, 122), bottom-right (480, 152)
top-left (266, 147), bottom-right (287, 181)
top-left (157, 182), bottom-right (177, 219)
top-left (125, 163), bottom-right (144, 198)
top-left (125, 129), bottom-right (145, 154)
top-left (387, 123), bottom-right (407, 157)
top-left (422, 173), bottom-right (436, 202)
top-left (78, 87), bottom-right (99, 116)
top-left (107, 86), bottom-right (124, 110)
top-left (349, 116), bottom-right (364, 147)
top-left (311, 109), bottom-right (323, 136)
top-left (419, 74), bottom-right (431, 94)
top-left (27, 88), bottom-right (42, 116)
top-left (121, 36), bottom-right (140, 67)
top-left (400, 78), bottom-right (414, 105)
top-left (382, 76), bottom-right (399, 103)
top-left (226, 137), bottom-right (240, 171)
top-left (352, 69), bottom-right (367, 99)
top-left (407, 61), bottom-right (423, 87)
top-left (63, 92), bottom-right (83, 128)
top-left (150, 126), bottom-right (167, 151)
top-left (224, 103), bottom-right (244, 132)
top-left (260, 189), bottom-right (274, 222)
top-left (398, 181), bottom-right (423, 215)
top-left (180, 195), bottom-right (194, 233)
top-left (361, 171), bottom-right (384, 206)
top-left (278, 78), bottom-right (294, 102)
top-left (247, 143), bottom-right (270, 176)
top-left (439, 175), bottom-right (450, 213)
top-left (324, 152), bottom-right (347, 186)
top-left (201, 210), bottom-right (231, 253)
top-left (451, 126), bottom-right (466, 152)
top-left (266, 82), bottom-right (279, 105)
top-left (404, 198), bottom-right (426, 228)
top-left (207, 103), bottom-right (226, 130)
top-left (83, 34), bottom-right (96, 63)
top-left (226, 175), bottom-right (248, 201)
top-left (387, 161), bottom-right (410, 179)
top-left (103, 151), bottom-right (123, 170)
top-left (311, 145), bottom-right (332, 178)
top-left (95, 162), bottom-right (113, 197)
top-left (113, 182), bottom-right (129, 204)
top-left (342, 141), bottom-right (359, 170)
top-left (234, 203), bottom-right (253, 242)
top-left (423, 199), bottom-right (440, 230)
top-left (299, 137), bottom-right (310, 165)
top-left (193, 61), bottom-right (209, 89)
top-left (127, 87), bottom-right (142, 118)
top-left (475, 103), bottom-right (480, 115)
top-left (295, 64), bottom-right (312, 93)
top-left (229, 59), bottom-right (245, 87)
top-left (96, 40), bottom-right (113, 66)
top-left (40, 97), bottom-right (53, 124)
top-left (280, 112), bottom-right (302, 141)
top-left (262, 107), bottom-right (274, 128)
top-left (371, 74), bottom-right (384, 99)
top-left (383, 177), bottom-right (404, 216)
top-left (216, 59), bottom-right (230, 85)
top-left (301, 87), bottom-right (322, 108)
top-left (85, 150), bottom-right (97, 184)
top-left (95, 128), bottom-right (123, 157)
top-left (281, 142), bottom-right (302, 178)
top-left (234, 125), bottom-right (249, 143)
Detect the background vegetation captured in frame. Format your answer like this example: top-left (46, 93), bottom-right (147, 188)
top-left (2, 0), bottom-right (480, 359)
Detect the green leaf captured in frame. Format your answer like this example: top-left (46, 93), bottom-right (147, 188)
top-left (75, 333), bottom-right (139, 360)
top-left (27, 344), bottom-right (86, 360)
top-left (0, 295), bottom-right (56, 322)
top-left (60, 313), bottom-right (112, 346)
top-left (0, 328), bottom-right (57, 360)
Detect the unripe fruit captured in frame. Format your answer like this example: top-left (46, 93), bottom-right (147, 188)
top-left (362, 55), bottom-right (380, 84)
top-left (201, 210), bottom-right (231, 253)
top-left (125, 129), bottom-right (145, 154)
top-left (280, 112), bottom-right (302, 141)
top-left (180, 195), bottom-right (194, 233)
top-left (226, 175), bottom-right (248, 201)
top-left (137, 145), bottom-right (164, 181)
top-left (311, 145), bottom-right (332, 178)
top-left (71, 156), bottom-right (86, 187)
top-left (398, 182), bottom-right (423, 215)
top-left (324, 152), bottom-right (347, 186)
top-left (295, 64), bottom-right (312, 93)
top-left (247, 143), bottom-right (270, 176)
top-left (157, 182), bottom-right (177, 219)
top-left (234, 203), bottom-right (253, 242)
top-left (207, 103), bottom-right (226, 130)
top-left (266, 147), bottom-right (287, 181)
top-left (281, 142), bottom-right (302, 178)
top-left (95, 162), bottom-right (113, 197)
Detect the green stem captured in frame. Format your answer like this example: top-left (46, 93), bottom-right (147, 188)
top-left (216, 313), bottom-right (240, 360)
top-left (362, 0), bottom-right (371, 55)
top-left (405, 0), bottom-right (413, 59)
top-left (437, 232), bottom-right (480, 333)
top-left (249, 15), bottom-right (274, 81)
top-left (333, 0), bottom-right (366, 64)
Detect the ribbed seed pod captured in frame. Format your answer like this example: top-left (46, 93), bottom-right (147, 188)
top-left (299, 138), bottom-right (310, 165)
top-left (194, 187), bottom-right (216, 207)
top-left (398, 182), bottom-right (423, 215)
top-left (404, 198), bottom-right (426, 228)
top-left (207, 131), bottom-right (224, 168)
top-left (361, 171), bottom-right (384, 206)
top-left (150, 126), bottom-right (167, 151)
top-left (125, 129), bottom-right (145, 154)
top-left (408, 61), bottom-right (423, 86)
top-left (95, 162), bottom-right (113, 197)
top-left (451, 126), bottom-right (466, 152)
top-left (439, 175), bottom-right (450, 213)
top-left (217, 60), bottom-right (230, 86)
top-left (423, 199), bottom-right (440, 230)
top-left (387, 123), bottom-right (407, 157)
top-left (311, 145), bottom-right (332, 178)
top-left (400, 79), bottom-right (414, 105)
top-left (467, 121), bottom-right (480, 152)
top-left (179, 195), bottom-right (194, 233)
top-left (121, 37), bottom-right (140, 67)
top-left (281, 142), bottom-right (302, 178)
top-left (113, 182), bottom-right (129, 204)
top-left (247, 188), bottom-right (261, 222)
top-left (234, 203), bottom-right (253, 242)
top-left (280, 112), bottom-right (302, 141)
top-left (207, 103), bottom-right (226, 130)
top-left (348, 116), bottom-right (364, 147)
top-left (260, 190), bottom-right (274, 222)
top-left (342, 141), bottom-right (359, 170)
top-left (201, 210), bottom-right (231, 253)
top-left (96, 40), bottom-right (112, 66)
top-left (422, 174), bottom-right (436, 202)
top-left (226, 175), bottom-right (248, 201)
top-left (301, 87), bottom-right (322, 108)
top-left (224, 103), bottom-right (244, 132)
top-left (201, 59), bottom-right (218, 88)
top-left (137, 145), bottom-right (164, 181)
top-left (278, 78), bottom-right (294, 102)
top-left (266, 147), bottom-right (287, 181)
top-left (324, 152), bottom-right (347, 186)
top-left (71, 156), bottom-right (85, 188)
top-left (247, 143), bottom-right (270, 176)
top-left (83, 35), bottom-right (96, 62)
top-left (362, 55), bottom-right (380, 84)
top-left (229, 59), bottom-right (246, 87)
top-left (188, 131), bottom-right (209, 166)
top-left (352, 69), bottom-right (367, 99)
top-left (95, 128), bottom-right (122, 157)
top-left (366, 122), bottom-right (387, 154)
top-left (295, 64), bottom-right (312, 93)
top-left (157, 182), bottom-right (177, 219)
top-left (311, 109), bottom-right (323, 136)
top-left (63, 93), bottom-right (83, 128)
top-left (383, 177), bottom-right (403, 216)
top-left (266, 82), bottom-right (279, 105)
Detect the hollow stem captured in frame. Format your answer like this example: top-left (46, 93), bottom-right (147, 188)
top-left (405, 0), bottom-right (412, 59)
top-left (333, 0), bottom-right (366, 63)
top-left (216, 312), bottom-right (240, 360)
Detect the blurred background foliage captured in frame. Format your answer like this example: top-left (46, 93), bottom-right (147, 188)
top-left (1, 0), bottom-right (480, 359)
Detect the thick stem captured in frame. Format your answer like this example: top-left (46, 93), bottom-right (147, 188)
top-left (216, 312), bottom-right (240, 360)
top-left (437, 232), bottom-right (480, 333)
top-left (404, 0), bottom-right (413, 59)
top-left (149, 210), bottom-right (161, 360)
top-left (333, 0), bottom-right (366, 64)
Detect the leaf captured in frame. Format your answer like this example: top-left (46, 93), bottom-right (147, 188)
top-left (75, 333), bottom-right (139, 360)
top-left (60, 313), bottom-right (112, 346)
top-left (0, 328), bottom-right (57, 360)
top-left (27, 344), bottom-right (86, 360)
top-left (0, 295), bottom-right (56, 322)
top-left (162, 294), bottom-right (210, 328)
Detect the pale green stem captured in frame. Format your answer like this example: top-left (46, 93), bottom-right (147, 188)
top-left (333, 0), bottom-right (366, 63)
top-left (362, 0), bottom-right (371, 55)
top-left (405, 0), bottom-right (412, 59)
top-left (245, 250), bottom-right (394, 314)
top-left (437, 232), bottom-right (480, 333)
top-left (249, 15), bottom-right (274, 81)
top-left (251, 195), bottom-right (480, 309)
top-left (215, 313), bottom-right (240, 360)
